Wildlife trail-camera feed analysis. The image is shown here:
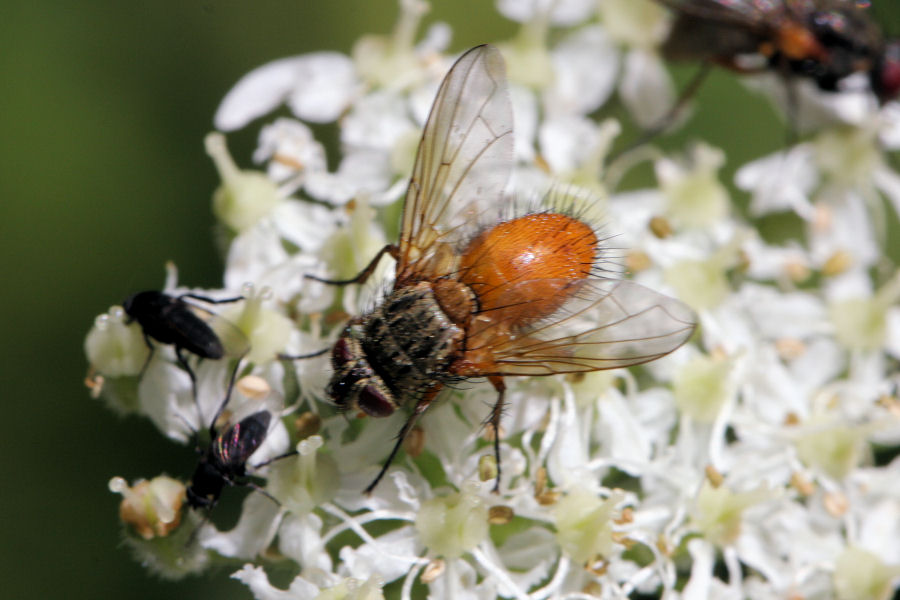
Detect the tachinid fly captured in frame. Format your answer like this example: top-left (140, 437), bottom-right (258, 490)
top-left (314, 45), bottom-right (697, 493)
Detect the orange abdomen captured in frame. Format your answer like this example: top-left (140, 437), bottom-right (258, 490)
top-left (459, 212), bottom-right (597, 327)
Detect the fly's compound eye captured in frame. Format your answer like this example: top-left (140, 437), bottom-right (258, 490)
top-left (874, 42), bottom-right (900, 102)
top-left (357, 384), bottom-right (395, 418)
top-left (332, 337), bottom-right (354, 367)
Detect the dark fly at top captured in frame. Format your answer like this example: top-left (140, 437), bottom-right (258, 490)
top-left (657, 0), bottom-right (900, 102)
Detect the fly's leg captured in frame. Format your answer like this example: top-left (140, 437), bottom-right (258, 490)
top-left (205, 356), bottom-right (245, 439)
top-left (278, 347), bottom-right (329, 361)
top-left (174, 346), bottom-right (197, 391)
top-left (364, 384), bottom-right (441, 495)
top-left (138, 333), bottom-right (156, 378)
top-left (610, 62), bottom-right (713, 164)
top-left (486, 376), bottom-right (506, 493)
top-left (306, 244), bottom-right (400, 286)
top-left (178, 293), bottom-right (244, 305)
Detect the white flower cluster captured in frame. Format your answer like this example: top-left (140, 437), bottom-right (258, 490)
top-left (85, 0), bottom-right (900, 598)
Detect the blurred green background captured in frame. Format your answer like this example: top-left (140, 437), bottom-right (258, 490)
top-left (2, 2), bottom-right (897, 599)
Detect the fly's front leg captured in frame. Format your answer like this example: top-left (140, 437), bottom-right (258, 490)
top-left (306, 244), bottom-right (400, 286)
top-left (138, 333), bottom-right (156, 378)
top-left (179, 293), bottom-right (244, 305)
top-left (277, 346), bottom-right (329, 361)
top-left (364, 384), bottom-right (442, 495)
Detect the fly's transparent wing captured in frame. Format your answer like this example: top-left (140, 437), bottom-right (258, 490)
top-left (657, 0), bottom-right (781, 61)
top-left (212, 410), bottom-right (272, 471)
top-left (203, 310), bottom-right (251, 360)
top-left (175, 295), bottom-right (250, 360)
top-left (473, 279), bottom-right (696, 375)
top-left (656, 0), bottom-right (779, 26)
top-left (396, 44), bottom-right (514, 281)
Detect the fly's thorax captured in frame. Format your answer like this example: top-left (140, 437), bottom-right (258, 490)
top-left (328, 283), bottom-right (466, 416)
top-left (397, 241), bottom-right (460, 287)
top-left (363, 282), bottom-right (466, 398)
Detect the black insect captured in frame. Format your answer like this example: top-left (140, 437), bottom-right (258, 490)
top-left (627, 0), bottom-right (900, 149)
top-left (186, 407), bottom-right (275, 510)
top-left (657, 0), bottom-right (900, 102)
top-left (123, 291), bottom-right (246, 390)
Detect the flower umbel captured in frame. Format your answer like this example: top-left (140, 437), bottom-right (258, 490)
top-left (85, 1), bottom-right (900, 598)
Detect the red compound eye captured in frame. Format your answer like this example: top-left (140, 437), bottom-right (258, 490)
top-left (357, 385), bottom-right (395, 417)
top-left (874, 41), bottom-right (900, 104)
top-left (332, 337), bottom-right (354, 366)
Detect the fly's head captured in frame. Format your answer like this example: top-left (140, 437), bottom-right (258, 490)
top-left (327, 322), bottom-right (397, 418)
top-left (185, 457), bottom-right (223, 510)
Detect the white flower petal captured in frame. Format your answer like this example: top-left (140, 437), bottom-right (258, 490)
top-left (496, 0), bottom-right (595, 25)
top-left (510, 84), bottom-right (538, 162)
top-left (619, 48), bottom-right (674, 128)
top-left (305, 150), bottom-right (393, 205)
top-left (278, 513), bottom-right (333, 573)
top-left (272, 200), bottom-right (337, 251)
top-left (808, 187), bottom-right (880, 270)
top-left (286, 53), bottom-right (358, 123)
top-left (539, 115), bottom-right (603, 174)
top-left (735, 146), bottom-right (817, 218)
top-left (232, 564), bottom-right (320, 600)
top-left (137, 359), bottom-right (195, 442)
top-left (874, 166), bottom-right (900, 220)
top-left (878, 102), bottom-right (900, 149)
top-left (202, 492), bottom-right (282, 559)
top-left (544, 26), bottom-right (619, 117)
top-left (886, 308), bottom-right (900, 359)
top-left (254, 118), bottom-right (328, 194)
top-left (682, 539), bottom-right (715, 600)
top-left (596, 388), bottom-right (652, 467)
top-left (337, 526), bottom-right (420, 583)
top-left (216, 57), bottom-right (309, 131)
top-left (216, 53), bottom-right (357, 130)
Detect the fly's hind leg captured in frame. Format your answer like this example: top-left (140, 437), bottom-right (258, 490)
top-left (486, 376), bottom-right (506, 493)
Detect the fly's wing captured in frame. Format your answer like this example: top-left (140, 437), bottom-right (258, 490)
top-left (658, 0), bottom-right (780, 61)
top-left (180, 299), bottom-right (251, 361)
top-left (479, 279), bottom-right (697, 375)
top-left (656, 0), bottom-right (780, 27)
top-left (211, 410), bottom-right (272, 473)
top-left (396, 44), bottom-right (514, 281)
